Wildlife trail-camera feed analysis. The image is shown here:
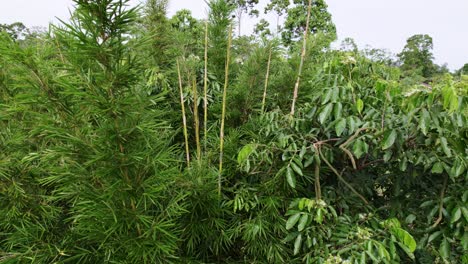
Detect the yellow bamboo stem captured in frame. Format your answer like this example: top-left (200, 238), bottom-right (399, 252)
top-left (177, 59), bottom-right (190, 167)
top-left (290, 0), bottom-right (313, 117)
top-left (192, 76), bottom-right (201, 161)
top-left (218, 24), bottom-right (233, 197)
top-left (203, 20), bottom-right (209, 152)
top-left (261, 46), bottom-right (272, 113)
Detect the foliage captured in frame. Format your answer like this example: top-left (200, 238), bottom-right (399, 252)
top-left (398, 34), bottom-right (436, 78)
top-left (0, 0), bottom-right (466, 263)
top-left (282, 0), bottom-right (336, 46)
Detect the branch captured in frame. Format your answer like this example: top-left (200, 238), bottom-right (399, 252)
top-left (431, 174), bottom-right (448, 229)
top-left (339, 127), bottom-right (370, 170)
top-left (319, 149), bottom-right (369, 205)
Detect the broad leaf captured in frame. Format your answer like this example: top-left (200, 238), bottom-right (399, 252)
top-left (286, 166), bottom-right (296, 188)
top-left (318, 103), bottom-right (333, 124)
top-left (382, 130), bottom-right (397, 150)
top-left (335, 118), bottom-right (346, 136)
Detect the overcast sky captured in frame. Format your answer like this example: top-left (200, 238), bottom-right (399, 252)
top-left (0, 0), bottom-right (466, 70)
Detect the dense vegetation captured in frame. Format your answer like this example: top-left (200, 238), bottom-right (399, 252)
top-left (0, 0), bottom-right (466, 263)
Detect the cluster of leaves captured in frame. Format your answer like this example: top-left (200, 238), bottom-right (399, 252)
top-left (0, 0), bottom-right (466, 263)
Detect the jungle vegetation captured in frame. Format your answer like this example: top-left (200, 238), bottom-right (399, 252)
top-left (0, 0), bottom-right (466, 263)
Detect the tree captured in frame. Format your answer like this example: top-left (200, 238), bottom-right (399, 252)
top-left (398, 34), bottom-right (436, 78)
top-left (208, 0), bottom-right (235, 82)
top-left (0, 22), bottom-right (29, 40)
top-left (227, 0), bottom-right (259, 36)
top-left (456, 63), bottom-right (468, 75)
top-left (142, 0), bottom-right (172, 68)
top-left (282, 0), bottom-right (336, 46)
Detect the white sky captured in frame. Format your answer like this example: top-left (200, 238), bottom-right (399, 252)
top-left (0, 0), bottom-right (466, 70)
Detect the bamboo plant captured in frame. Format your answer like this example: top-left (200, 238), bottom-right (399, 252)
top-left (218, 24), bottom-right (233, 197)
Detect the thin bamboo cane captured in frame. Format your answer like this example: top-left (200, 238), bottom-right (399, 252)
top-left (192, 76), bottom-right (201, 161)
top-left (203, 20), bottom-right (209, 153)
top-left (261, 46), bottom-right (272, 113)
top-left (314, 162), bottom-right (321, 200)
top-left (177, 59), bottom-right (190, 167)
top-left (218, 24), bottom-right (233, 197)
top-left (290, 0), bottom-right (313, 117)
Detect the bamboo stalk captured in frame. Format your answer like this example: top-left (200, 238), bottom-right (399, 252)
top-left (218, 24), bottom-right (233, 197)
top-left (203, 20), bottom-right (209, 152)
top-left (261, 46), bottom-right (272, 113)
top-left (290, 0), bottom-right (313, 117)
top-left (177, 59), bottom-right (190, 167)
top-left (192, 76), bottom-right (201, 161)
top-left (314, 162), bottom-right (321, 200)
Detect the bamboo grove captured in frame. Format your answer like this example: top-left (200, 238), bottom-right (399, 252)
top-left (0, 0), bottom-right (467, 263)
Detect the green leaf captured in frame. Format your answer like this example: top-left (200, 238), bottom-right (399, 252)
top-left (450, 159), bottom-right (465, 178)
top-left (392, 228), bottom-right (416, 252)
top-left (428, 231), bottom-right (442, 243)
top-left (462, 232), bottom-right (468, 250)
top-left (315, 208), bottom-right (323, 224)
top-left (439, 238), bottom-right (450, 259)
top-left (286, 166), bottom-right (296, 188)
top-left (356, 98), bottom-right (364, 114)
top-left (286, 213), bottom-right (301, 230)
top-left (331, 86), bottom-right (340, 102)
top-left (318, 103), bottom-right (333, 124)
top-left (291, 162), bottom-right (303, 176)
top-left (298, 214), bottom-right (308, 231)
top-left (352, 139), bottom-right (367, 159)
top-left (335, 118), bottom-right (346, 136)
top-left (419, 109), bottom-right (430, 136)
top-left (405, 214), bottom-right (416, 224)
top-left (449, 93), bottom-right (459, 112)
top-left (382, 130), bottom-right (397, 150)
top-left (294, 234), bottom-right (302, 255)
top-left (461, 207), bottom-right (468, 222)
top-left (431, 162), bottom-right (444, 174)
top-left (440, 137), bottom-right (452, 157)
top-left (237, 144), bottom-right (255, 164)
top-left (334, 102), bottom-right (342, 120)
top-left (451, 207), bottom-right (461, 224)
top-left (321, 89), bottom-right (332, 104)
top-left (377, 242), bottom-right (390, 260)
top-left (304, 155), bottom-right (314, 168)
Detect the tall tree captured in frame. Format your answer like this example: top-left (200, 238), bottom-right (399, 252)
top-left (208, 0), bottom-right (235, 82)
top-left (282, 0), bottom-right (336, 46)
top-left (227, 0), bottom-right (259, 36)
top-left (398, 34), bottom-right (436, 78)
top-left (142, 0), bottom-right (172, 68)
top-left (0, 22), bottom-right (29, 40)
top-left (457, 63), bottom-right (468, 75)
